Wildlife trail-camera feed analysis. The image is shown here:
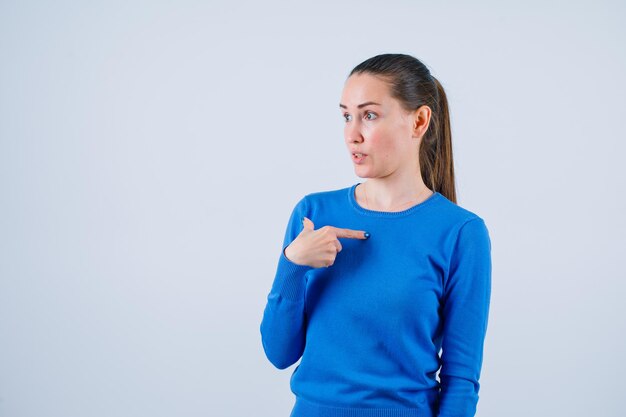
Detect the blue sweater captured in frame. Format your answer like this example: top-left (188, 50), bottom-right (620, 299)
top-left (260, 182), bottom-right (492, 417)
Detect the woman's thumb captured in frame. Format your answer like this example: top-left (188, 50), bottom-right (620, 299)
top-left (302, 216), bottom-right (314, 230)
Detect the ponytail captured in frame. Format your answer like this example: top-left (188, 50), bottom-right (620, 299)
top-left (420, 76), bottom-right (456, 203)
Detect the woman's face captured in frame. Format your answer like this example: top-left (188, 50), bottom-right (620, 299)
top-left (339, 73), bottom-right (422, 178)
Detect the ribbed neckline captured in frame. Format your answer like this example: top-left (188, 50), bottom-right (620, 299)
top-left (348, 182), bottom-right (441, 218)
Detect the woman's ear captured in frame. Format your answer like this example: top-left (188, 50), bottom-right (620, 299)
top-left (412, 105), bottom-right (432, 139)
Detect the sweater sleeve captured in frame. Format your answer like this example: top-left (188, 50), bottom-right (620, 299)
top-left (438, 217), bottom-right (492, 417)
top-left (259, 195), bottom-right (314, 370)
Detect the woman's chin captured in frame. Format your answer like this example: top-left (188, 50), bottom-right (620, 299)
top-left (353, 169), bottom-right (371, 178)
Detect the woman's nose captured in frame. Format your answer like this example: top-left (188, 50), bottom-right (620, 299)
top-left (345, 121), bottom-right (363, 143)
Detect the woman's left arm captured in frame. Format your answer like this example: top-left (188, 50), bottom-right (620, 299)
top-left (438, 217), bottom-right (492, 417)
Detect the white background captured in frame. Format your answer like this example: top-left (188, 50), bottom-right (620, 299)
top-left (1, 1), bottom-right (624, 416)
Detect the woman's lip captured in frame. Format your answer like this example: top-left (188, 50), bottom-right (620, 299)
top-left (352, 153), bottom-right (367, 164)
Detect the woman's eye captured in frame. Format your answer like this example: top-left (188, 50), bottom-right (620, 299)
top-left (343, 112), bottom-right (376, 122)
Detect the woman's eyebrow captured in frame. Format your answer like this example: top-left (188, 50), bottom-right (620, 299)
top-left (339, 101), bottom-right (381, 109)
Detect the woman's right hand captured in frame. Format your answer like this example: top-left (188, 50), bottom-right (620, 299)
top-left (283, 217), bottom-right (369, 268)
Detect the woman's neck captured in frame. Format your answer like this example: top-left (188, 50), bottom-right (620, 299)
top-left (359, 177), bottom-right (433, 212)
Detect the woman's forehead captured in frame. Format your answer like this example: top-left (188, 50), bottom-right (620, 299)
top-left (341, 74), bottom-right (393, 108)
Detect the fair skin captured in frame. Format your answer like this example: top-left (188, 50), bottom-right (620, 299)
top-left (284, 72), bottom-right (434, 268)
top-left (341, 72), bottom-right (434, 211)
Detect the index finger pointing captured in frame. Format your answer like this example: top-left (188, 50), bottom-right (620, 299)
top-left (334, 227), bottom-right (370, 240)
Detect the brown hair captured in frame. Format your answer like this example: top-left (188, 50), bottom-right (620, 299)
top-left (348, 53), bottom-right (457, 203)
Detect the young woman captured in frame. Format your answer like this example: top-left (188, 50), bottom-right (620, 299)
top-left (260, 53), bottom-right (492, 417)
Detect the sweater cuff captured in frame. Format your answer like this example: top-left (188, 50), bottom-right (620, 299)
top-left (270, 245), bottom-right (313, 301)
